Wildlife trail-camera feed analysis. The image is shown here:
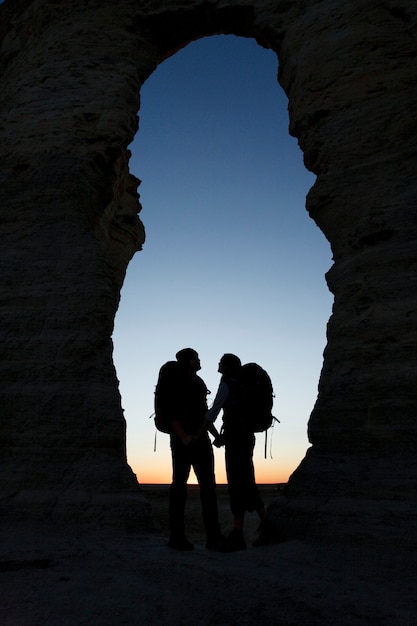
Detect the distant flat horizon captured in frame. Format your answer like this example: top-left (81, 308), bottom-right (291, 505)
top-left (140, 482), bottom-right (286, 487)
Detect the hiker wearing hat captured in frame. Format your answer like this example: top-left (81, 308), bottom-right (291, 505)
top-left (155, 348), bottom-right (223, 551)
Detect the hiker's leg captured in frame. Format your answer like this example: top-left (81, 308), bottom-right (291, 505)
top-left (221, 433), bottom-right (249, 550)
top-left (257, 506), bottom-right (268, 521)
top-left (237, 432), bottom-right (265, 514)
top-left (253, 510), bottom-right (275, 547)
top-left (232, 511), bottom-right (245, 531)
top-left (225, 432), bottom-right (259, 518)
top-left (192, 435), bottom-right (221, 542)
top-left (169, 435), bottom-right (191, 539)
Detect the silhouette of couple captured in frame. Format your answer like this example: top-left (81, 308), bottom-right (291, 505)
top-left (159, 347), bottom-right (273, 552)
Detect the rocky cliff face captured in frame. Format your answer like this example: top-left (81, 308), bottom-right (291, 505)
top-left (1, 0), bottom-right (416, 538)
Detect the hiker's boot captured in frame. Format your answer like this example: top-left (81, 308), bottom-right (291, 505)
top-left (168, 535), bottom-right (194, 551)
top-left (219, 529), bottom-right (246, 552)
top-left (253, 518), bottom-right (274, 547)
top-left (206, 532), bottom-right (226, 551)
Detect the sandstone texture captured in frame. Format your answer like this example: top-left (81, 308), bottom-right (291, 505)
top-left (1, 0), bottom-right (417, 543)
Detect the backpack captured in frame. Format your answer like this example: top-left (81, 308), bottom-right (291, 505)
top-left (237, 362), bottom-right (279, 458)
top-left (153, 361), bottom-right (180, 433)
top-left (238, 363), bottom-right (276, 433)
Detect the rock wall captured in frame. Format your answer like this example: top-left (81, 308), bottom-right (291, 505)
top-left (1, 0), bottom-right (416, 537)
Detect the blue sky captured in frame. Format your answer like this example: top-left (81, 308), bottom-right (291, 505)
top-left (112, 34), bottom-right (334, 484)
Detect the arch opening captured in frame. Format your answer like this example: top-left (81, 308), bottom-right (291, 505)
top-left (113, 34), bottom-right (333, 487)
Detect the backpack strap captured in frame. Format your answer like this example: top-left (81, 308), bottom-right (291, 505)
top-left (263, 416), bottom-right (280, 459)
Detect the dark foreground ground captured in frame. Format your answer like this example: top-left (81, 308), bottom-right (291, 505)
top-left (142, 483), bottom-right (282, 545)
top-left (1, 485), bottom-right (416, 625)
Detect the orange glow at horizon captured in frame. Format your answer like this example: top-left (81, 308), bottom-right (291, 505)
top-left (131, 458), bottom-right (295, 485)
top-left (128, 430), bottom-right (303, 485)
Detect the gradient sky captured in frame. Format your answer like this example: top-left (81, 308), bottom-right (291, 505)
top-left (112, 34), bottom-right (334, 484)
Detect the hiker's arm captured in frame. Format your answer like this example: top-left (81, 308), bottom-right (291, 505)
top-left (170, 419), bottom-right (194, 446)
top-left (197, 382), bottom-right (229, 438)
top-left (196, 419), bottom-right (216, 439)
top-left (207, 421), bottom-right (220, 438)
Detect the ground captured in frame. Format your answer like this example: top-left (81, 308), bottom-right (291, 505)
top-left (1, 485), bottom-right (416, 625)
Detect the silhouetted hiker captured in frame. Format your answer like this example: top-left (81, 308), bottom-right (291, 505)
top-left (155, 348), bottom-right (223, 551)
top-left (200, 353), bottom-right (274, 551)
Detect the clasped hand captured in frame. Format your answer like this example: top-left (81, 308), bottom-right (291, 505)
top-left (182, 433), bottom-right (198, 447)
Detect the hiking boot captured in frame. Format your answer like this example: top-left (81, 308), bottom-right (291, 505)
top-left (206, 533), bottom-right (226, 551)
top-left (168, 535), bottom-right (194, 551)
top-left (253, 518), bottom-right (274, 547)
top-left (218, 529), bottom-right (246, 552)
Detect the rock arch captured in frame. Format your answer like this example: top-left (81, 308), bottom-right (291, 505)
top-left (1, 0), bottom-right (416, 538)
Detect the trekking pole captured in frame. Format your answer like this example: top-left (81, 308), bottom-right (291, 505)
top-left (148, 412), bottom-right (158, 452)
top-left (265, 416), bottom-right (280, 459)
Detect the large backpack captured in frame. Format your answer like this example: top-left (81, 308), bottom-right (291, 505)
top-left (238, 363), bottom-right (276, 433)
top-left (153, 361), bottom-right (180, 433)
